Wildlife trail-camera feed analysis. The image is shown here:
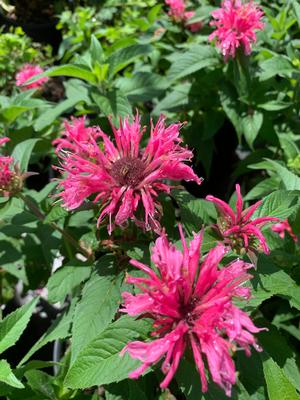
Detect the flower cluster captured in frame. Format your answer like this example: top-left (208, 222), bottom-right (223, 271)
top-left (206, 184), bottom-right (279, 255)
top-left (209, 0), bottom-right (264, 59)
top-left (15, 64), bottom-right (48, 90)
top-left (121, 226), bottom-right (263, 396)
top-left (53, 115), bottom-right (202, 234)
top-left (0, 137), bottom-right (22, 197)
top-left (165, 0), bottom-right (203, 32)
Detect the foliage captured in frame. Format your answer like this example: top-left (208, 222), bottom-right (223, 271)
top-left (0, 0), bottom-right (299, 399)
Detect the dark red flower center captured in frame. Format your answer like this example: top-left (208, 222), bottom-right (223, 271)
top-left (179, 296), bottom-right (199, 325)
top-left (111, 157), bottom-right (145, 187)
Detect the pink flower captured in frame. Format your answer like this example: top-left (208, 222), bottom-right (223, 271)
top-left (121, 226), bottom-right (263, 396)
top-left (0, 137), bottom-right (18, 197)
top-left (184, 11), bottom-right (203, 32)
top-left (209, 0), bottom-right (264, 59)
top-left (271, 220), bottom-right (298, 243)
top-left (206, 184), bottom-right (279, 255)
top-left (15, 64), bottom-right (48, 90)
top-left (53, 114), bottom-right (202, 233)
top-left (165, 0), bottom-right (186, 20)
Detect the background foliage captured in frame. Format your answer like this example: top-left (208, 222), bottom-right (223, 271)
top-left (0, 0), bottom-right (299, 399)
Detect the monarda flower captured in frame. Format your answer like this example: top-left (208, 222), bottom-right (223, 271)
top-left (15, 64), bottom-right (48, 90)
top-left (206, 184), bottom-right (278, 255)
top-left (271, 220), bottom-right (298, 243)
top-left (209, 0), bottom-right (264, 59)
top-left (53, 114), bottom-right (202, 233)
top-left (0, 137), bottom-right (23, 197)
top-left (121, 226), bottom-right (263, 396)
top-left (165, 0), bottom-right (202, 32)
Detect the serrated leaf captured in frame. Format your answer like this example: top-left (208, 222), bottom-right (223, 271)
top-left (242, 111), bottom-right (263, 149)
top-left (47, 265), bottom-right (91, 303)
top-left (256, 190), bottom-right (299, 220)
top-left (108, 44), bottom-right (152, 77)
top-left (11, 139), bottom-right (40, 172)
top-left (259, 56), bottom-right (295, 81)
top-left (153, 83), bottom-right (191, 114)
top-left (258, 322), bottom-right (300, 392)
top-left (71, 256), bottom-right (122, 364)
top-left (44, 205), bottom-right (69, 225)
top-left (25, 370), bottom-right (57, 400)
top-left (167, 45), bottom-right (219, 82)
top-left (249, 255), bottom-right (300, 309)
top-left (265, 160), bottom-right (300, 190)
top-left (18, 299), bottom-right (77, 366)
top-left (116, 72), bottom-right (168, 102)
top-left (90, 35), bottom-right (104, 64)
top-left (172, 190), bottom-right (216, 235)
top-left (0, 298), bottom-right (38, 355)
top-left (262, 356), bottom-right (300, 400)
top-left (0, 359), bottom-right (24, 388)
top-left (65, 316), bottom-right (151, 389)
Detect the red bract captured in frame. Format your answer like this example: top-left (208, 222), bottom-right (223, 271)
top-left (209, 0), bottom-right (264, 59)
top-left (53, 114), bottom-right (202, 233)
top-left (15, 64), bottom-right (48, 90)
top-left (206, 184), bottom-right (279, 255)
top-left (121, 226), bottom-right (263, 396)
top-left (271, 220), bottom-right (298, 243)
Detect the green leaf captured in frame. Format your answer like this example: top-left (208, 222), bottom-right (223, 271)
top-left (278, 135), bottom-right (299, 161)
top-left (0, 298), bottom-right (38, 355)
top-left (11, 139), bottom-right (40, 172)
top-left (249, 255), bottom-right (300, 310)
top-left (64, 316), bottom-right (151, 389)
top-left (262, 356), bottom-right (300, 400)
top-left (44, 205), bottom-right (69, 225)
top-left (28, 65), bottom-right (97, 84)
top-left (259, 56), bottom-right (295, 81)
top-left (18, 299), bottom-right (77, 366)
top-left (90, 35), bottom-right (104, 64)
top-left (25, 370), bottom-right (57, 400)
top-left (243, 177), bottom-right (278, 201)
top-left (258, 100), bottom-right (292, 111)
top-left (91, 89), bottom-right (132, 119)
top-left (219, 84), bottom-right (243, 141)
top-left (116, 72), bottom-right (168, 102)
top-left (108, 44), bottom-right (152, 77)
top-left (293, 0), bottom-right (300, 27)
top-left (242, 111), bottom-right (263, 149)
top-left (71, 256), bottom-right (122, 364)
top-left (167, 45), bottom-right (219, 82)
top-left (153, 83), bottom-right (191, 114)
top-left (0, 359), bottom-right (24, 388)
top-left (47, 265), bottom-right (91, 303)
top-left (34, 98), bottom-right (78, 131)
top-left (258, 322), bottom-right (300, 392)
top-left (256, 190), bottom-right (299, 220)
top-left (265, 160), bottom-right (300, 190)
top-left (172, 190), bottom-right (216, 235)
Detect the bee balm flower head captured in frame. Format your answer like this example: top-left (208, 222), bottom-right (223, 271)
top-left (16, 64), bottom-right (48, 90)
top-left (121, 226), bottom-right (264, 396)
top-left (271, 219), bottom-right (298, 243)
top-left (206, 184), bottom-right (279, 255)
top-left (0, 137), bottom-right (23, 197)
top-left (209, 0), bottom-right (264, 59)
top-left (53, 114), bottom-right (202, 234)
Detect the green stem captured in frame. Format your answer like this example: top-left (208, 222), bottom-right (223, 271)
top-left (19, 193), bottom-right (91, 260)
